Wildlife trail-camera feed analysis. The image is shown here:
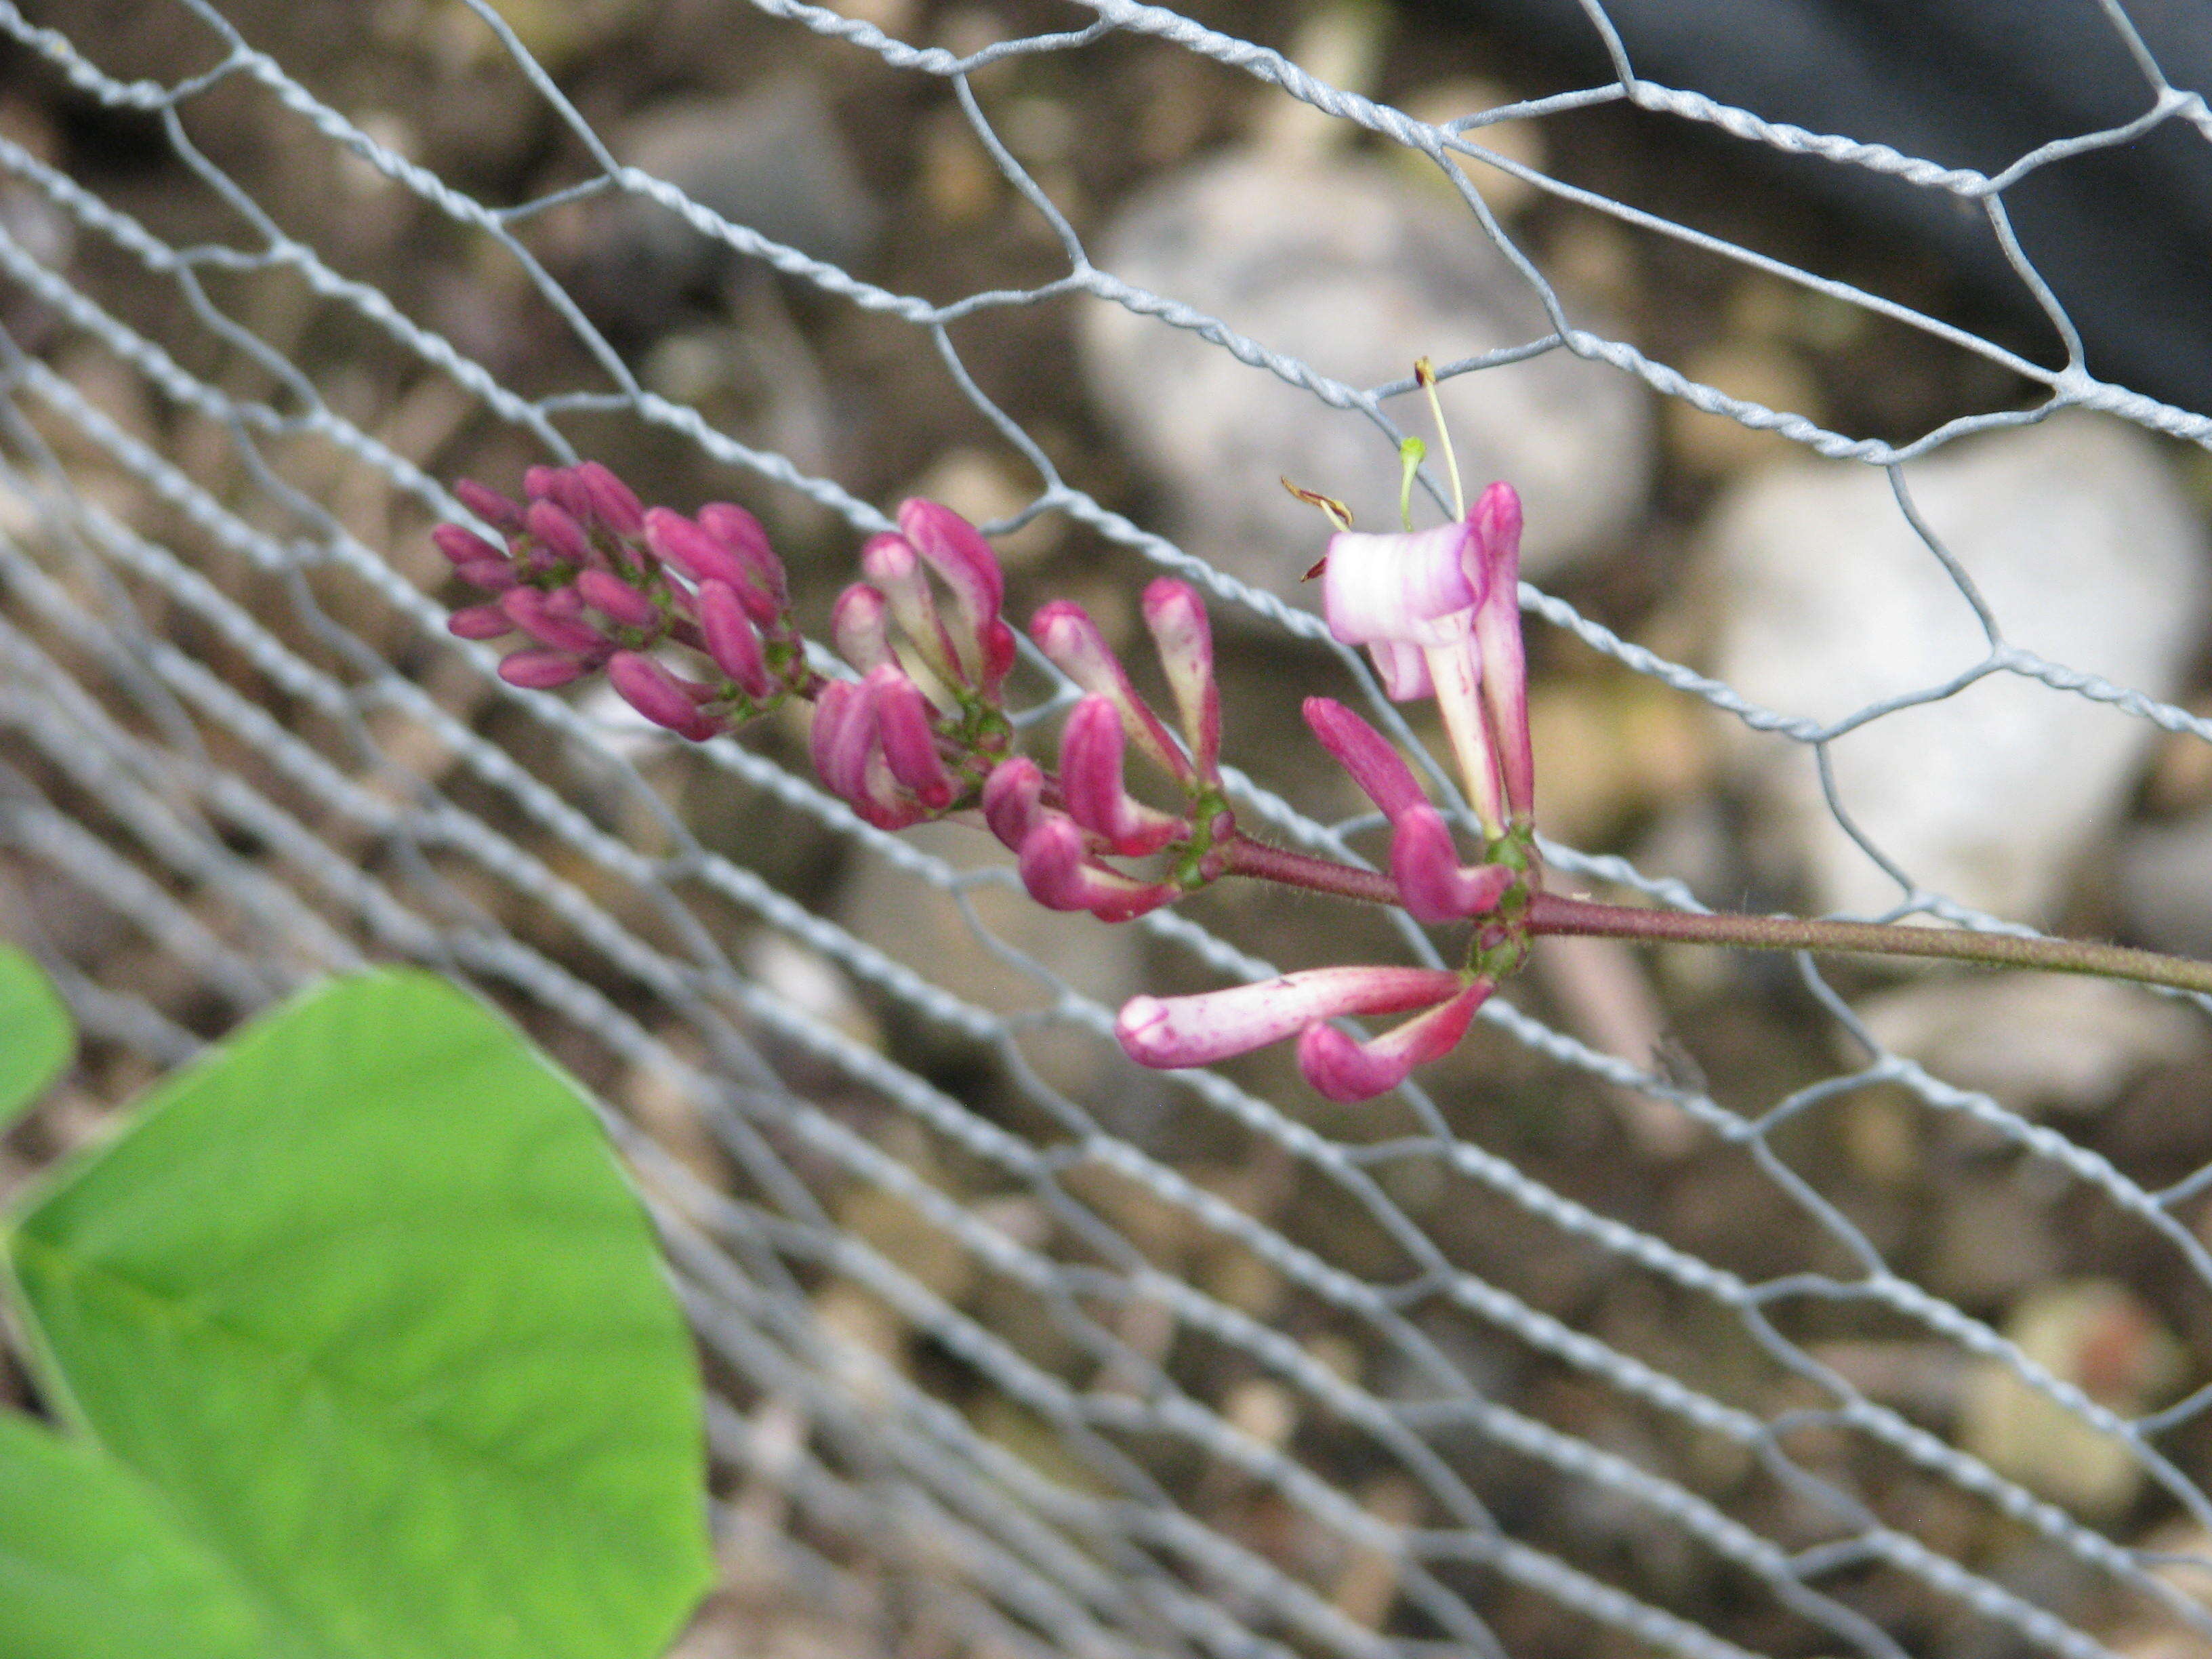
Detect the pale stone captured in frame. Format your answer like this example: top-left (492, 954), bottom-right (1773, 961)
top-left (1706, 412), bottom-right (2208, 922)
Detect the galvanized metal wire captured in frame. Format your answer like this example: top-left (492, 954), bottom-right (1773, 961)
top-left (2, 1), bottom-right (2209, 1654)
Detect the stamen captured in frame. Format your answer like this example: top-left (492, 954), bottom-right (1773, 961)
top-left (1414, 359), bottom-right (1466, 520)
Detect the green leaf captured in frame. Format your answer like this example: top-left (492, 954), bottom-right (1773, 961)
top-left (0, 945), bottom-right (73, 1130)
top-left (0, 1410), bottom-right (299, 1659)
top-left (2, 970), bottom-right (710, 1659)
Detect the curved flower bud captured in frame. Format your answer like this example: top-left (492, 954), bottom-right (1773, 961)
top-left (574, 460), bottom-right (645, 539)
top-left (809, 678), bottom-right (877, 808)
top-left (453, 478), bottom-right (524, 533)
top-left (1114, 965), bottom-right (1467, 1070)
top-left (1302, 697), bottom-right (1425, 822)
top-left (982, 756), bottom-right (1048, 853)
top-left (1389, 805), bottom-right (1515, 924)
top-left (1017, 815), bottom-right (1176, 923)
top-left (447, 603), bottom-right (514, 641)
top-left (500, 588), bottom-right (611, 657)
top-left (576, 569), bottom-right (659, 631)
top-left (699, 580), bottom-right (773, 699)
top-left (1060, 695), bottom-right (1182, 857)
top-left (1142, 579), bottom-right (1220, 781)
top-left (832, 583), bottom-right (896, 676)
top-left (497, 649), bottom-right (588, 689)
top-left (1030, 600), bottom-right (1189, 785)
top-left (609, 651), bottom-right (719, 740)
top-left (453, 559), bottom-right (519, 594)
top-left (863, 531), bottom-right (957, 684)
top-left (1296, 979), bottom-right (1491, 1103)
top-left (432, 523), bottom-right (506, 569)
top-left (867, 665), bottom-right (954, 810)
top-left (897, 499), bottom-right (1006, 684)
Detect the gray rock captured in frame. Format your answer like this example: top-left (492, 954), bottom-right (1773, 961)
top-left (1853, 972), bottom-right (2205, 1117)
top-left (1706, 413), bottom-right (2207, 922)
top-left (1080, 152), bottom-right (1652, 602)
top-left (2117, 811), bottom-right (2212, 960)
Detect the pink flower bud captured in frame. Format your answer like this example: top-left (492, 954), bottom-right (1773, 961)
top-left (609, 650), bottom-right (719, 741)
top-left (1295, 979), bottom-right (1490, 1102)
top-left (497, 649), bottom-right (588, 689)
top-left (576, 568), bottom-right (659, 630)
top-left (1060, 696), bottom-right (1182, 857)
top-left (1389, 805), bottom-right (1515, 924)
top-left (867, 666), bottom-right (954, 810)
top-left (1029, 600), bottom-right (1189, 785)
top-left (432, 523), bottom-right (506, 569)
top-left (699, 581), bottom-right (773, 699)
top-left (447, 604), bottom-right (514, 640)
top-left (1141, 579), bottom-right (1220, 781)
top-left (573, 460), bottom-right (644, 538)
top-left (863, 532), bottom-right (958, 684)
top-left (644, 507), bottom-right (765, 605)
top-left (453, 478), bottom-right (523, 533)
top-left (522, 464), bottom-right (565, 503)
top-left (897, 499), bottom-right (1006, 684)
top-left (523, 499), bottom-right (596, 569)
top-left (832, 583), bottom-right (895, 676)
top-left (1114, 965), bottom-right (1467, 1070)
top-left (981, 756), bottom-right (1048, 852)
top-left (697, 504), bottom-right (787, 618)
top-left (500, 588), bottom-right (611, 656)
top-left (1469, 481), bottom-right (1533, 825)
top-left (454, 559), bottom-right (519, 593)
top-left (1016, 815), bottom-right (1176, 923)
top-left (808, 678), bottom-right (878, 808)
top-left (1301, 698), bottom-right (1425, 822)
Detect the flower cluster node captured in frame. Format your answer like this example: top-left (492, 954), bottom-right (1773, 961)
top-left (436, 465), bottom-right (808, 735)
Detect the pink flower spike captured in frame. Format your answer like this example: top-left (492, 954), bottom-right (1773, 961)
top-left (1469, 481), bottom-right (1534, 825)
top-left (644, 508), bottom-right (765, 602)
top-left (432, 523), bottom-right (506, 569)
top-left (523, 499), bottom-right (596, 569)
top-left (1061, 695), bottom-right (1182, 857)
top-left (1030, 601), bottom-right (1191, 785)
top-left (609, 650), bottom-right (719, 741)
top-left (447, 603), bottom-right (514, 641)
top-left (809, 678), bottom-right (879, 808)
top-left (453, 478), bottom-right (523, 533)
top-left (576, 568), bottom-right (659, 630)
top-left (898, 499), bottom-right (1004, 680)
top-left (1142, 579), bottom-right (1221, 780)
top-left (1296, 979), bottom-right (1492, 1103)
top-left (832, 583), bottom-right (896, 676)
top-left (699, 581), bottom-right (775, 699)
top-left (500, 588), bottom-right (611, 656)
top-left (1114, 964), bottom-right (1467, 1070)
top-left (1017, 816), bottom-right (1176, 922)
top-left (862, 532), bottom-right (958, 684)
top-left (867, 666), bottom-right (955, 810)
top-left (1302, 698), bottom-right (1426, 823)
top-left (574, 460), bottom-right (644, 538)
top-left (1390, 804), bottom-right (1515, 924)
top-left (982, 756), bottom-right (1048, 852)
top-left (497, 649), bottom-right (587, 689)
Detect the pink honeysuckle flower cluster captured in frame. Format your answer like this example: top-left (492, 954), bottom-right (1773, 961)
top-left (432, 428), bottom-right (1540, 1102)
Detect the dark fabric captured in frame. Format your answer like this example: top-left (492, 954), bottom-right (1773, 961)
top-left (1429, 0), bottom-right (2212, 417)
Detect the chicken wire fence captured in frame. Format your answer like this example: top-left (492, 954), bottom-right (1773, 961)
top-left (2, 0), bottom-right (2211, 1655)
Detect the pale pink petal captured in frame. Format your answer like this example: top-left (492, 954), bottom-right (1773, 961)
top-left (1367, 639), bottom-right (1433, 701)
top-left (1142, 579), bottom-right (1221, 780)
top-left (1029, 600), bottom-right (1191, 785)
top-left (1469, 481), bottom-right (1533, 823)
top-left (832, 583), bottom-right (895, 676)
top-left (1114, 965), bottom-right (1467, 1070)
top-left (1321, 522), bottom-right (1479, 647)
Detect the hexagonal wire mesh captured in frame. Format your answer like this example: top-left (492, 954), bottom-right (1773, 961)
top-left (2, 0), bottom-right (2211, 1655)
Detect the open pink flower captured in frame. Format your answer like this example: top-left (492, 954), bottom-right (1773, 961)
top-left (1115, 964), bottom-right (1491, 1101)
top-left (1319, 480), bottom-right (1532, 834)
